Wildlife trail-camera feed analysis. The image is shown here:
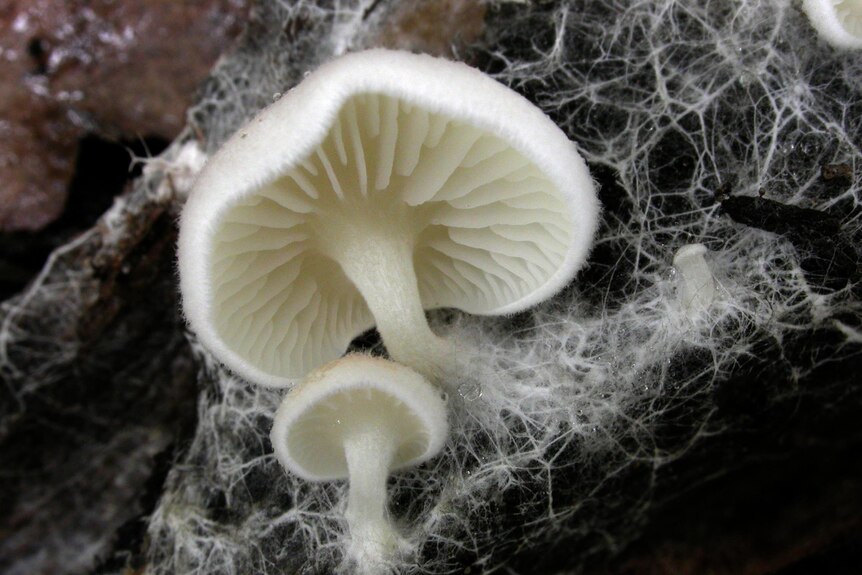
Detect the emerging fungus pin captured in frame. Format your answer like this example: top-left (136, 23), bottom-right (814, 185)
top-left (672, 243), bottom-right (716, 321)
top-left (270, 354), bottom-right (448, 569)
top-left (802, 0), bottom-right (862, 49)
top-left (179, 49), bottom-right (599, 386)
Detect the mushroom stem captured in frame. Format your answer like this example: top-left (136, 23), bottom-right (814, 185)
top-left (337, 230), bottom-right (453, 381)
top-left (343, 425), bottom-right (400, 562)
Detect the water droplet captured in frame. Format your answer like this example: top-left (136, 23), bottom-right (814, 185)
top-left (272, 92), bottom-right (282, 101)
top-left (458, 381), bottom-right (483, 401)
top-left (666, 266), bottom-right (678, 280)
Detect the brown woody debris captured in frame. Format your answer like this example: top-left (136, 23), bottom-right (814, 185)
top-left (0, 0), bottom-right (247, 231)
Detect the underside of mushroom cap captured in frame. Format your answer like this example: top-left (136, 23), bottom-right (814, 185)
top-left (802, 0), bottom-right (862, 49)
top-left (179, 49), bottom-right (599, 386)
top-left (270, 355), bottom-right (448, 482)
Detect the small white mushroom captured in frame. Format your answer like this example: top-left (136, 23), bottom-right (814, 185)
top-left (179, 49), bottom-right (599, 386)
top-left (270, 354), bottom-right (447, 568)
top-left (802, 0), bottom-right (862, 49)
top-left (672, 243), bottom-right (716, 320)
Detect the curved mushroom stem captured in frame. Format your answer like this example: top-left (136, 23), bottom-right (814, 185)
top-left (337, 230), bottom-right (454, 382)
top-left (343, 425), bottom-right (401, 566)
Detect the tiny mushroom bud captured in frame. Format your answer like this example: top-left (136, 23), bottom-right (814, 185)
top-left (802, 0), bottom-right (862, 49)
top-left (672, 243), bottom-right (716, 320)
top-left (270, 354), bottom-right (448, 567)
top-left (179, 49), bottom-right (599, 385)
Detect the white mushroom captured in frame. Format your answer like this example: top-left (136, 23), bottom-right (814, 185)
top-left (270, 354), bottom-right (447, 567)
top-left (802, 0), bottom-right (862, 49)
top-left (672, 243), bottom-right (716, 320)
top-left (179, 49), bottom-right (599, 386)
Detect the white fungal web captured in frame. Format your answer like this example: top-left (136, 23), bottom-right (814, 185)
top-left (145, 1), bottom-right (861, 574)
top-left (211, 92), bottom-right (570, 379)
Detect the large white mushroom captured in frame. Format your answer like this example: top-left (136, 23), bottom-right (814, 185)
top-left (179, 49), bottom-right (599, 386)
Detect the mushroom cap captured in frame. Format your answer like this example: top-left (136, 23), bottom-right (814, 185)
top-left (179, 49), bottom-right (599, 386)
top-left (270, 355), bottom-right (448, 482)
top-left (672, 243), bottom-right (707, 264)
top-left (802, 0), bottom-right (862, 49)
